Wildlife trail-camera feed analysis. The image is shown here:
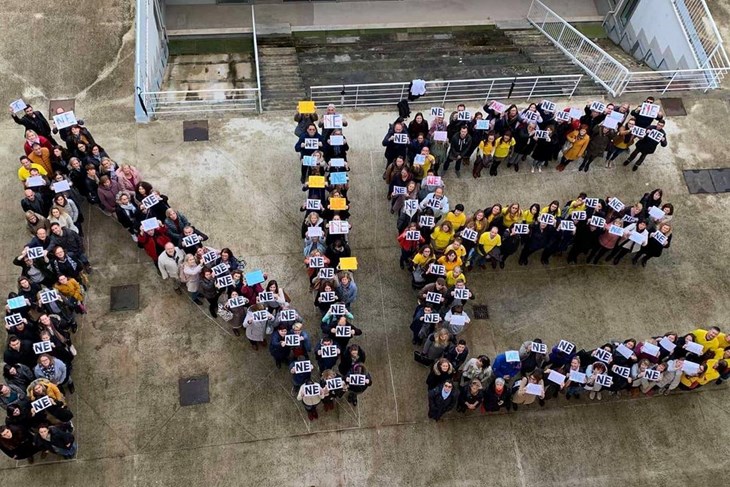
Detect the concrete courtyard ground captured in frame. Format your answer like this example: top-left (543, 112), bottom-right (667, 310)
top-left (0, 1), bottom-right (729, 486)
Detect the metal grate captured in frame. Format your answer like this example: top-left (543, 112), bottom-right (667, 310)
top-left (109, 285), bottom-right (140, 311)
top-left (473, 305), bottom-right (490, 320)
top-left (661, 97), bottom-right (687, 116)
top-left (179, 375), bottom-right (210, 406)
top-left (183, 120), bottom-right (209, 142)
top-left (683, 169), bottom-right (730, 194)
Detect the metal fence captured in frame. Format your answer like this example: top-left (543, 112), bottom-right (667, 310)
top-left (621, 67), bottom-right (728, 93)
top-left (527, 0), bottom-right (630, 97)
top-left (310, 74), bottom-right (584, 109)
top-left (141, 88), bottom-right (260, 115)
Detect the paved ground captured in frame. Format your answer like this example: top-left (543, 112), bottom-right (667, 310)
top-left (0, 1), bottom-right (729, 486)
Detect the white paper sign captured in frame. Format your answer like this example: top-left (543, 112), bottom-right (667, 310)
top-left (318, 268), bottom-right (335, 280)
top-left (505, 350), bottom-right (520, 363)
top-left (585, 198), bottom-right (599, 209)
top-left (647, 206), bottom-right (665, 220)
top-left (681, 360), bottom-right (701, 375)
top-left (304, 138), bottom-right (319, 150)
top-left (453, 288), bottom-right (470, 301)
top-left (423, 313), bottom-right (440, 324)
top-left (641, 342), bottom-right (660, 357)
top-left (33, 341), bottom-right (53, 354)
top-left (419, 215), bottom-right (435, 228)
top-left (182, 234), bottom-right (201, 247)
top-left (329, 303), bottom-right (347, 315)
top-left (27, 247), bottom-right (45, 259)
top-left (257, 292), bottom-right (275, 303)
top-left (647, 129), bottom-right (664, 142)
top-left (319, 292), bottom-right (337, 303)
top-left (302, 155), bottom-right (317, 167)
top-left (53, 111), bottom-right (77, 130)
top-left (52, 180), bottom-right (71, 193)
top-left (571, 211), bottom-right (587, 221)
top-left (393, 133), bottom-right (409, 144)
top-left (457, 111), bottom-right (471, 121)
top-left (425, 292), bottom-right (442, 304)
top-left (227, 296), bottom-right (247, 308)
top-left (489, 101), bottom-right (506, 113)
top-left (460, 228), bottom-right (478, 242)
top-left (592, 348), bottom-right (612, 363)
top-left (608, 111), bottom-right (625, 122)
top-left (608, 198), bottom-right (625, 212)
top-left (540, 100), bottom-right (556, 112)
top-left (449, 314), bottom-right (466, 327)
top-left (530, 342), bottom-right (548, 354)
top-left (538, 213), bottom-right (556, 226)
top-left (39, 290), bottom-right (60, 304)
top-left (622, 215), bottom-right (639, 224)
top-left (608, 225), bottom-right (625, 237)
top-left (329, 135), bottom-right (344, 146)
top-left (404, 199), bottom-right (419, 217)
top-left (645, 369), bottom-right (661, 381)
top-left (278, 310), bottom-right (296, 322)
top-left (308, 256), bottom-right (325, 269)
top-left (202, 250), bottom-right (218, 264)
top-left (413, 155), bottom-right (426, 165)
top-left (559, 220), bottom-right (575, 232)
top-left (568, 108), bottom-right (583, 120)
top-left (141, 218), bottom-right (159, 232)
top-left (9, 99), bottom-right (27, 112)
top-left (294, 360), bottom-right (313, 374)
top-left (425, 175), bottom-right (442, 187)
top-left (589, 216), bottom-right (606, 228)
top-left (215, 274), bottom-right (234, 289)
top-left (428, 264), bottom-right (445, 276)
top-left (141, 194), bottom-right (160, 208)
top-left (555, 111), bottom-right (571, 122)
top-left (639, 102), bottom-right (660, 119)
top-left (569, 370), bottom-right (586, 384)
top-left (475, 120), bottom-right (489, 130)
top-left (433, 131), bottom-right (448, 142)
top-left (212, 263), bottom-right (229, 277)
top-left (631, 126), bottom-right (646, 138)
top-left (303, 383), bottom-right (321, 397)
top-left (513, 223), bottom-right (530, 235)
top-left (330, 158), bottom-right (346, 168)
top-left (589, 101), bottom-right (606, 113)
top-left (616, 344), bottom-right (634, 359)
top-left (285, 334), bottom-right (301, 347)
top-left (683, 341), bottom-right (704, 355)
top-left (558, 340), bottom-right (575, 355)
top-left (4, 314), bottom-right (24, 327)
top-left (596, 374), bottom-right (613, 387)
top-left (335, 325), bottom-right (352, 337)
top-left (430, 107), bottom-right (445, 118)
top-left (31, 396), bottom-right (53, 414)
top-left (659, 337), bottom-right (676, 353)
top-left (547, 370), bottom-right (566, 385)
top-left (602, 117), bottom-right (619, 130)
top-left (328, 220), bottom-right (350, 235)
top-left (652, 232), bottom-right (668, 246)
top-left (535, 130), bottom-right (549, 139)
top-left (326, 377), bottom-right (344, 390)
top-left (405, 230), bottom-right (421, 241)
top-left (26, 176), bottom-right (45, 187)
top-left (613, 365), bottom-right (631, 379)
top-left (321, 345), bottom-right (339, 359)
top-left (349, 374), bottom-right (367, 386)
top-left (252, 310), bottom-right (269, 322)
top-left (522, 110), bottom-right (539, 122)
top-left (323, 114), bottom-right (343, 129)
top-left (525, 383), bottom-right (543, 396)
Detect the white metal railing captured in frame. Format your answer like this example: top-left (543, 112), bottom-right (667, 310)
top-left (527, 0), bottom-right (630, 97)
top-left (252, 5), bottom-right (263, 113)
top-left (310, 75), bottom-right (584, 108)
top-left (621, 67), bottom-right (728, 93)
top-left (141, 88), bottom-right (260, 115)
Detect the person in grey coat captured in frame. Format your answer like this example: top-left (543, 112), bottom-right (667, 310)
top-left (428, 380), bottom-right (459, 420)
top-left (33, 355), bottom-right (67, 386)
top-left (157, 243), bottom-right (185, 295)
top-left (0, 383), bottom-right (26, 409)
top-left (335, 272), bottom-right (357, 307)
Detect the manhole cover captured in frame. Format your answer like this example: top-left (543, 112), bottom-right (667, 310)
top-left (683, 169), bottom-right (715, 194)
top-left (109, 284), bottom-right (140, 311)
top-left (660, 97), bottom-right (687, 116)
top-left (183, 120), bottom-right (209, 141)
top-left (473, 305), bottom-right (489, 319)
top-left (179, 375), bottom-right (210, 406)
top-left (709, 168), bottom-right (730, 193)
top-left (49, 99), bottom-right (76, 118)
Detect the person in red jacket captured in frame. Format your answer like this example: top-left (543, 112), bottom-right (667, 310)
top-left (397, 222), bottom-right (425, 269)
top-left (137, 221), bottom-right (171, 263)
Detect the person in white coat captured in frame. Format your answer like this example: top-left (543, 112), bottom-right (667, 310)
top-left (157, 242), bottom-right (185, 295)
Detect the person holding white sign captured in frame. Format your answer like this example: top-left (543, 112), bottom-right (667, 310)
top-left (632, 223), bottom-right (672, 267)
top-left (623, 120), bottom-right (667, 171)
top-left (584, 361), bottom-right (608, 400)
top-left (517, 221), bottom-right (556, 266)
top-left (604, 220), bottom-right (648, 264)
top-left (468, 226), bottom-right (501, 270)
top-left (443, 126), bottom-right (472, 177)
top-left (242, 304), bottom-right (272, 349)
top-left (578, 125), bottom-right (615, 173)
top-left (11, 103), bottom-right (54, 141)
top-left (345, 363), bottom-right (371, 406)
top-left (556, 125), bottom-right (590, 171)
top-left (630, 96), bottom-right (663, 128)
top-left (508, 122), bottom-right (537, 173)
top-left (319, 369), bottom-right (347, 412)
top-left (323, 128), bottom-right (349, 163)
top-left (605, 118), bottom-right (637, 167)
top-left (530, 125), bottom-right (557, 173)
top-left (295, 124), bottom-right (324, 182)
top-left (382, 121), bottom-right (409, 167)
top-left (586, 218), bottom-right (625, 264)
top-left (511, 369), bottom-right (545, 410)
top-left (297, 377), bottom-right (327, 421)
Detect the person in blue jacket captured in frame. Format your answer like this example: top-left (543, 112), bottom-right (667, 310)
top-left (492, 351), bottom-right (522, 383)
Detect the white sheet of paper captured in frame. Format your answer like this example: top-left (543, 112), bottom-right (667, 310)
top-left (323, 114), bottom-right (343, 129)
top-left (525, 383), bottom-right (543, 396)
top-left (27, 247), bottom-right (44, 259)
top-left (652, 232), bottom-right (668, 245)
top-left (555, 111), bottom-right (571, 122)
top-left (585, 198), bottom-right (599, 208)
top-left (33, 341), bottom-right (53, 354)
top-left (540, 100), bottom-right (556, 112)
top-left (602, 117), bottom-right (619, 130)
top-left (453, 288), bottom-right (469, 300)
top-left (304, 138), bottom-right (319, 150)
top-left (141, 218), bottom-right (159, 232)
top-left (608, 198), bottom-right (624, 212)
top-left (329, 135), bottom-right (344, 146)
top-left (645, 369), bottom-right (661, 381)
top-left (589, 216), bottom-right (606, 228)
top-left (449, 314), bottom-right (467, 326)
top-left (393, 133), bottom-right (409, 144)
top-left (53, 111), bottom-right (77, 129)
top-left (571, 211), bottom-right (586, 221)
top-left (461, 228), bottom-right (478, 242)
top-left (475, 120), bottom-right (489, 130)
top-left (514, 224), bottom-right (529, 234)
top-left (306, 226), bottom-right (323, 238)
top-left (404, 199), bottom-right (419, 217)
top-left (538, 213), bottom-right (556, 226)
top-left (457, 111), bottom-right (471, 121)
top-left (647, 129), bottom-right (664, 142)
top-left (568, 108), bottom-right (583, 120)
top-left (590, 101), bottom-right (606, 112)
top-left (505, 350), bottom-right (520, 363)
top-left (608, 225), bottom-right (624, 236)
top-left (52, 180), bottom-right (71, 193)
top-left (616, 343), bottom-right (634, 359)
top-left (569, 370), bottom-right (586, 384)
top-left (9, 99), bottom-right (27, 112)
top-left (26, 176), bottom-right (45, 187)
top-left (433, 131), bottom-right (448, 142)
top-left (608, 111), bottom-right (625, 122)
top-left (628, 231), bottom-right (646, 245)
top-left (329, 158), bottom-right (345, 168)
top-left (321, 345), bottom-right (339, 358)
top-left (413, 155), bottom-right (426, 165)
top-left (613, 365), bottom-right (631, 378)
top-left (559, 220), bottom-right (575, 232)
top-left (683, 341), bottom-right (704, 355)
top-left (639, 102), bottom-right (660, 119)
top-left (430, 107), bottom-right (444, 118)
top-left (682, 360), bottom-right (700, 375)
top-left (558, 340), bottom-right (575, 354)
top-left (547, 370), bottom-right (566, 385)
top-left (489, 101), bottom-right (506, 113)
top-left (659, 337), bottom-right (676, 352)
top-left (631, 126), bottom-right (646, 138)
top-left (648, 206), bottom-right (665, 220)
top-left (335, 325), bottom-right (351, 337)
top-left (424, 313), bottom-right (440, 324)
top-left (530, 342), bottom-right (547, 354)
top-left (326, 377), bottom-right (344, 390)
top-left (302, 155), bottom-right (317, 167)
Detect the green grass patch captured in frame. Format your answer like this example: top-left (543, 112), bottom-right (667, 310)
top-left (169, 37), bottom-right (254, 56)
top-left (572, 22), bottom-right (608, 39)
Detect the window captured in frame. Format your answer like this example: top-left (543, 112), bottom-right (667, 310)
top-left (619, 0), bottom-right (639, 26)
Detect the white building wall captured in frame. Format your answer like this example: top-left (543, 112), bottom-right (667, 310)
top-left (607, 0), bottom-right (699, 70)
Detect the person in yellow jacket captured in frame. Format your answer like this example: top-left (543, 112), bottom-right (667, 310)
top-left (445, 266), bottom-right (466, 287)
top-left (522, 204), bottom-right (540, 225)
top-left (692, 327), bottom-right (721, 356)
top-left (17, 156), bottom-right (48, 183)
top-left (430, 222), bottom-right (455, 254)
top-left (606, 118), bottom-right (637, 168)
top-left (489, 132), bottom-right (515, 176)
top-left (474, 132), bottom-right (496, 178)
top-left (557, 125), bottom-right (589, 171)
top-left (680, 360), bottom-right (726, 389)
top-left (540, 200), bottom-right (562, 218)
top-left (445, 238), bottom-right (467, 261)
top-left (443, 204), bottom-right (467, 232)
top-left (467, 226), bottom-right (501, 270)
top-left (437, 249), bottom-right (462, 273)
top-left (54, 274), bottom-right (85, 306)
top-left (501, 203), bottom-right (522, 228)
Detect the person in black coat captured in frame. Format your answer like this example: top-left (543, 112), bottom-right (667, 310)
top-left (427, 380), bottom-right (458, 420)
top-left (0, 424), bottom-right (39, 461)
top-left (456, 379), bottom-right (484, 413)
top-left (444, 340), bottom-right (469, 371)
top-left (624, 120), bottom-right (667, 171)
top-left (345, 363), bottom-right (371, 406)
top-left (629, 96), bottom-right (664, 128)
top-left (518, 222), bottom-right (556, 265)
top-left (10, 105), bottom-right (54, 142)
top-left (3, 363), bottom-right (35, 390)
top-left (295, 124), bottom-right (324, 183)
top-left (508, 123), bottom-right (537, 172)
top-left (20, 189), bottom-right (48, 215)
top-left (381, 122), bottom-right (409, 166)
top-left (483, 377), bottom-right (512, 412)
top-left (4, 336), bottom-right (36, 369)
top-left (567, 203), bottom-right (606, 264)
top-left (34, 423), bottom-right (77, 459)
top-left (338, 344), bottom-right (365, 376)
top-left (115, 191), bottom-right (142, 238)
top-left (632, 223), bottom-right (672, 267)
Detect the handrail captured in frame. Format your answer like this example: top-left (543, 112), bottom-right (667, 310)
top-left (251, 5), bottom-right (263, 114)
top-left (669, 0), bottom-right (704, 69)
top-left (143, 88), bottom-right (260, 95)
top-left (311, 74), bottom-right (584, 90)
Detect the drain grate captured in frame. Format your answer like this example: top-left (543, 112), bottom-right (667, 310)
top-left (109, 284), bottom-right (140, 311)
top-left (179, 375), bottom-right (210, 406)
top-left (473, 304), bottom-right (489, 319)
top-left (660, 97), bottom-right (687, 117)
top-left (683, 168), bottom-right (730, 194)
top-left (183, 120), bottom-right (209, 141)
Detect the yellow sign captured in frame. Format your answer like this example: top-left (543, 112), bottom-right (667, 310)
top-left (329, 197), bottom-right (347, 210)
top-left (308, 175), bottom-right (326, 188)
top-left (339, 257), bottom-right (358, 270)
top-left (298, 101), bottom-right (316, 113)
